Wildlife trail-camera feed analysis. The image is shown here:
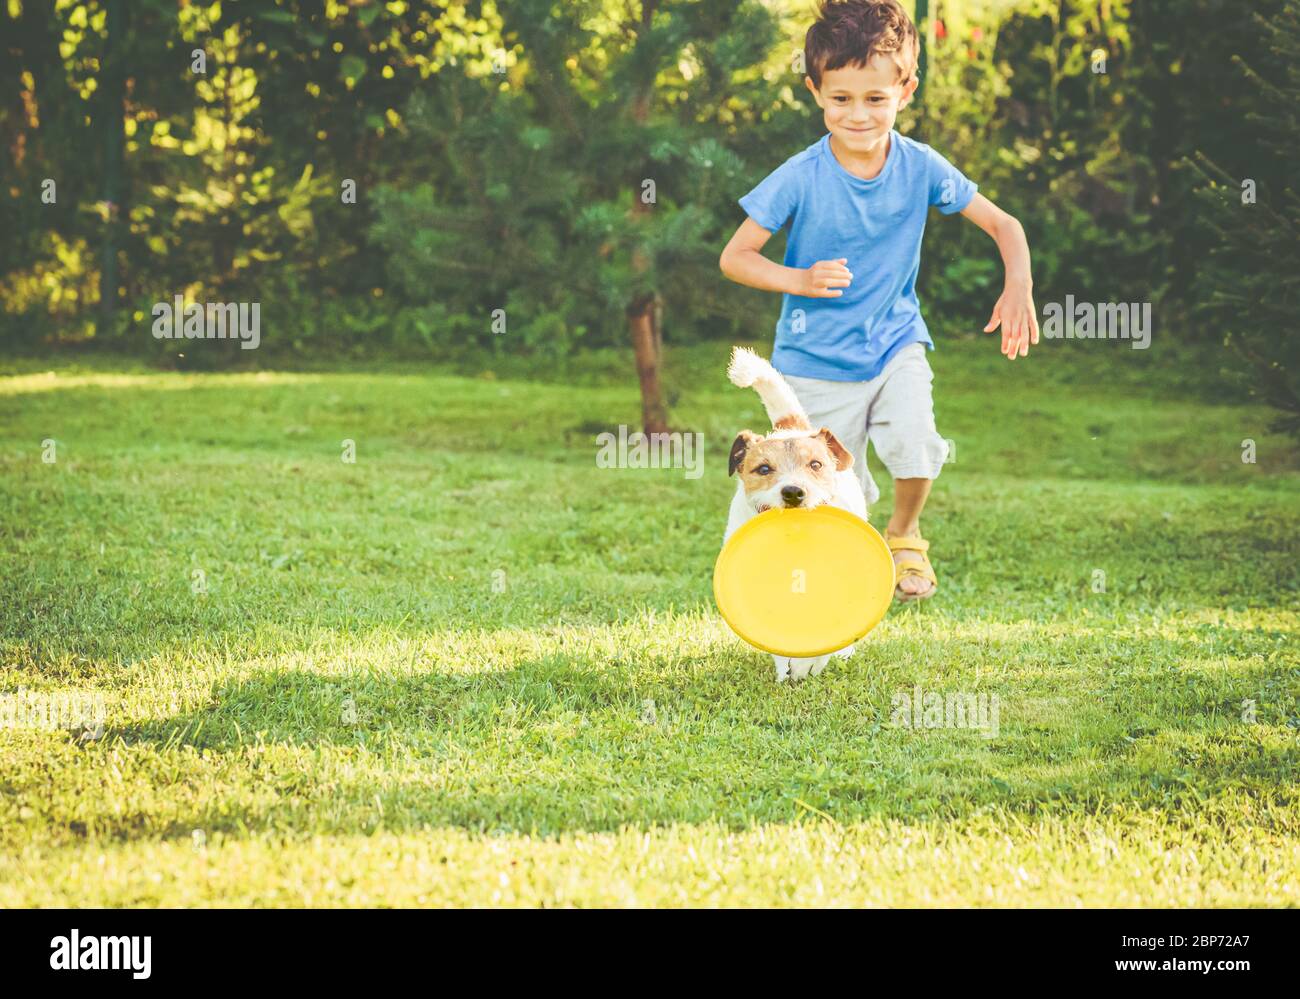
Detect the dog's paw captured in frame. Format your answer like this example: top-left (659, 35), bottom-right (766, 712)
top-left (833, 644), bottom-right (856, 660)
top-left (773, 653), bottom-right (835, 682)
top-left (789, 654), bottom-right (830, 681)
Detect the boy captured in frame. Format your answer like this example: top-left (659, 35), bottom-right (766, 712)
top-left (720, 0), bottom-right (1039, 602)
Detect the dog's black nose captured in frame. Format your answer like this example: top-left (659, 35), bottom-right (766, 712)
top-left (781, 485), bottom-right (805, 506)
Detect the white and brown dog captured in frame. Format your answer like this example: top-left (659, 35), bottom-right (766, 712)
top-left (723, 347), bottom-right (867, 683)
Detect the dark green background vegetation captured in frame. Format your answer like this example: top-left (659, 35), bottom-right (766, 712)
top-left (2, 0), bottom-right (1296, 427)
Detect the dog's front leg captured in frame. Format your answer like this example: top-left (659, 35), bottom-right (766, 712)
top-left (772, 654), bottom-right (791, 683)
top-left (791, 654), bottom-right (831, 680)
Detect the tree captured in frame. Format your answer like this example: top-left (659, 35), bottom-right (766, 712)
top-left (370, 0), bottom-right (789, 430)
top-left (1186, 0), bottom-right (1300, 433)
top-left (98, 0), bottom-right (125, 324)
top-left (626, 0), bottom-right (669, 434)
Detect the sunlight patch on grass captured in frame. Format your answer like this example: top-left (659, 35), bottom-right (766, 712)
top-left (1, 350), bottom-right (1295, 906)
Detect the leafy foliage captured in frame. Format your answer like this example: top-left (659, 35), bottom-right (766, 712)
top-left (0, 0), bottom-right (1295, 427)
top-left (368, 0), bottom-right (789, 354)
top-left (1185, 1), bottom-right (1300, 432)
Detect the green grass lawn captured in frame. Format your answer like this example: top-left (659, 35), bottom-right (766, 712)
top-left (1, 336), bottom-right (1297, 907)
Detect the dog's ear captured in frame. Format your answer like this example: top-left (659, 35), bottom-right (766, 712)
top-left (729, 431), bottom-right (760, 476)
top-left (816, 427), bottom-right (853, 471)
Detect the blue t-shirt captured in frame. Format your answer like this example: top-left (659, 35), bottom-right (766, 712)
top-left (738, 130), bottom-right (977, 381)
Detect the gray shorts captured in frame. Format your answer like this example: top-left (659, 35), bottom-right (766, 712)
top-left (782, 342), bottom-right (949, 508)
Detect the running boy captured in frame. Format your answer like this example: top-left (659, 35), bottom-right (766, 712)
top-left (720, 0), bottom-right (1039, 601)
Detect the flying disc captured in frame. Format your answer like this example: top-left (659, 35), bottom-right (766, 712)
top-left (713, 506), bottom-right (895, 658)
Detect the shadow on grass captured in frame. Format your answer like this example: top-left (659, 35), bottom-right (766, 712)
top-left (8, 486), bottom-right (1299, 673)
top-left (82, 635), bottom-right (1296, 844)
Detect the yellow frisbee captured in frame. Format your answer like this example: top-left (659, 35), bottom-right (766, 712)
top-left (713, 506), bottom-right (895, 658)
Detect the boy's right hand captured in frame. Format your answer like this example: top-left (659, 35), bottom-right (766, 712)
top-left (796, 258), bottom-right (853, 298)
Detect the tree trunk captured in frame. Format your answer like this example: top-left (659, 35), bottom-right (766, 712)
top-left (98, 0), bottom-right (125, 329)
top-left (628, 290), bottom-right (668, 434)
top-left (626, 0), bottom-right (669, 435)
top-left (915, 0), bottom-right (928, 107)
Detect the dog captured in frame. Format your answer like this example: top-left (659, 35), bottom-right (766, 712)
top-left (723, 346), bottom-right (868, 683)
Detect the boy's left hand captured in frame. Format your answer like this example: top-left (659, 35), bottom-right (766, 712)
top-left (984, 281), bottom-right (1039, 360)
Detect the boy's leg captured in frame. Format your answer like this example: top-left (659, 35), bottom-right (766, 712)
top-left (865, 343), bottom-right (950, 597)
top-left (780, 372), bottom-right (874, 508)
top-left (890, 477), bottom-right (931, 538)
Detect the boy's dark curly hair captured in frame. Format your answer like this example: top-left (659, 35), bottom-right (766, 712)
top-left (804, 0), bottom-right (920, 90)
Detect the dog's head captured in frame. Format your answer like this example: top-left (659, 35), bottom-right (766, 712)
top-left (728, 428), bottom-right (853, 514)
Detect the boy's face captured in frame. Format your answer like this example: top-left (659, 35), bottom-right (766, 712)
top-left (805, 54), bottom-right (917, 155)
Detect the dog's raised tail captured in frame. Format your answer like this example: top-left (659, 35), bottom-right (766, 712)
top-left (727, 346), bottom-right (811, 431)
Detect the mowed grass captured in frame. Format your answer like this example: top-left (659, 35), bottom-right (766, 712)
top-left (0, 336), bottom-right (1297, 907)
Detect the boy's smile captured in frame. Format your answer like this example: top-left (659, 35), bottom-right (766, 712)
top-left (805, 54), bottom-right (917, 178)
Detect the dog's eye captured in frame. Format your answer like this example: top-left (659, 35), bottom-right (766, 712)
top-left (810, 460), bottom-right (823, 470)
top-left (754, 464), bottom-right (772, 475)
